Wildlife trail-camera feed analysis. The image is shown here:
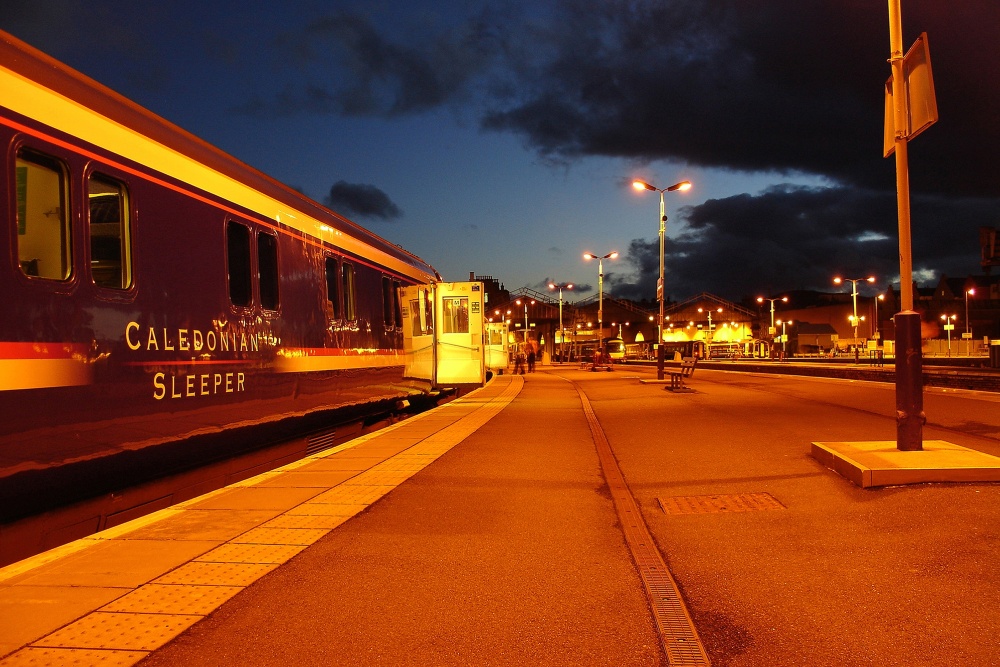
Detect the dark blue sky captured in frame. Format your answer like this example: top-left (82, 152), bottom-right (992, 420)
top-left (4, 0), bottom-right (998, 302)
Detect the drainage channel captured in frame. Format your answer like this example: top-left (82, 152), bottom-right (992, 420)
top-left (573, 382), bottom-right (712, 667)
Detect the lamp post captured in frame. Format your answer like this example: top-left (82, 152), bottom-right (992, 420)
top-left (873, 293), bottom-right (885, 343)
top-left (697, 307), bottom-right (722, 354)
top-left (633, 178), bottom-right (692, 380)
top-left (965, 288), bottom-right (975, 356)
top-left (834, 275), bottom-right (875, 356)
top-left (756, 296), bottom-right (788, 358)
top-left (515, 299), bottom-right (535, 343)
top-left (548, 282), bottom-right (574, 362)
top-left (941, 314), bottom-right (956, 356)
top-left (583, 251), bottom-right (617, 355)
top-left (776, 319), bottom-right (793, 360)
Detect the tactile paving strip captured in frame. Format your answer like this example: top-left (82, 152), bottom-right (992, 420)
top-left (100, 584), bottom-right (243, 615)
top-left (195, 543), bottom-right (305, 564)
top-left (153, 561), bottom-right (277, 587)
top-left (34, 612), bottom-right (202, 651)
top-left (575, 383), bottom-right (711, 666)
top-left (0, 647), bottom-right (149, 666)
top-left (658, 492), bottom-right (785, 515)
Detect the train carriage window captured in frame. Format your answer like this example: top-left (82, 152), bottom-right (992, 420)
top-left (15, 149), bottom-right (71, 280)
top-left (341, 262), bottom-right (356, 321)
top-left (393, 280), bottom-right (402, 327)
top-left (381, 277), bottom-right (394, 327)
top-left (88, 174), bottom-right (132, 289)
top-left (226, 221), bottom-right (252, 307)
top-left (257, 231), bottom-right (279, 311)
top-left (324, 257), bottom-right (342, 318)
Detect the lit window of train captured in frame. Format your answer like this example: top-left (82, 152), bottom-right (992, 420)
top-left (342, 262), bottom-right (357, 321)
top-left (381, 276), bottom-right (402, 328)
top-left (15, 148), bottom-right (71, 280)
top-left (87, 173), bottom-right (132, 289)
top-left (324, 256), bottom-right (342, 318)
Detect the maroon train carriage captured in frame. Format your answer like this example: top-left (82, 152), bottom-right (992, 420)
top-left (0, 31), bottom-right (440, 563)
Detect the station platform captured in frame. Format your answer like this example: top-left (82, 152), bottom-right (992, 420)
top-left (3, 365), bottom-right (1000, 666)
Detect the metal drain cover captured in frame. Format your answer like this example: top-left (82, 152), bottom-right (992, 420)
top-left (658, 492), bottom-right (785, 515)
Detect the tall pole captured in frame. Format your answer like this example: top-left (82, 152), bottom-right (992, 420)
top-left (598, 257), bottom-right (604, 349)
top-left (657, 191), bottom-right (666, 377)
top-left (851, 281), bottom-right (859, 344)
top-left (633, 179), bottom-right (690, 379)
top-left (889, 0), bottom-right (923, 450)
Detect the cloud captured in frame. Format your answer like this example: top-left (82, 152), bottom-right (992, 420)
top-left (262, 2), bottom-right (998, 200)
top-left (480, 0), bottom-right (1000, 199)
top-left (609, 184), bottom-right (997, 301)
top-left (263, 9), bottom-right (505, 117)
top-left (324, 181), bottom-right (403, 221)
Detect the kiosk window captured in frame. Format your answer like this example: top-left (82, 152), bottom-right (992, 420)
top-left (88, 173), bottom-right (132, 289)
top-left (15, 149), bottom-right (71, 280)
top-left (441, 297), bottom-right (470, 334)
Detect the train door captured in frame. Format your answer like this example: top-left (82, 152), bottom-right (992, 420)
top-left (484, 320), bottom-right (508, 374)
top-left (400, 281), bottom-right (486, 387)
top-left (434, 282), bottom-right (485, 386)
top-left (400, 284), bottom-right (434, 382)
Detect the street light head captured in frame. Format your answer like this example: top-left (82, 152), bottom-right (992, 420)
top-left (667, 180), bottom-right (692, 192)
top-left (548, 283), bottom-right (555, 290)
top-left (583, 252), bottom-right (594, 260)
top-left (866, 276), bottom-right (876, 283)
top-left (833, 277), bottom-right (843, 285)
top-left (566, 283), bottom-right (574, 290)
top-left (968, 288), bottom-right (975, 295)
top-left (756, 297), bottom-right (764, 304)
top-left (781, 296), bottom-right (788, 303)
top-left (632, 180), bottom-right (656, 192)
top-left (609, 251), bottom-right (619, 260)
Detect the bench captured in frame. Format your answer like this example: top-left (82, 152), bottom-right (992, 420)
top-left (667, 357), bottom-right (697, 391)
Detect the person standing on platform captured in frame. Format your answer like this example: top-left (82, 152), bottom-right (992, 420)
top-left (527, 340), bottom-right (536, 372)
top-left (514, 342), bottom-right (526, 375)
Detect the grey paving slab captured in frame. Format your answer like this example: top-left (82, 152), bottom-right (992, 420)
top-left (114, 509), bottom-right (281, 542)
top-left (0, 585), bottom-right (126, 654)
top-left (5, 539), bottom-right (220, 589)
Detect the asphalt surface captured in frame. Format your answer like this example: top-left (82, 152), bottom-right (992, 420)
top-left (135, 365), bottom-right (1000, 667)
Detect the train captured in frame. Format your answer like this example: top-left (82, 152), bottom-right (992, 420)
top-left (0, 30), bottom-right (442, 562)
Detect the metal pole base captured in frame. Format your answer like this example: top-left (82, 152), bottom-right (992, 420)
top-left (657, 344), bottom-right (665, 381)
top-left (894, 311), bottom-right (924, 451)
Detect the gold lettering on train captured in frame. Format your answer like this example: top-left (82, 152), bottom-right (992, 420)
top-left (126, 321), bottom-right (140, 350)
top-left (152, 371), bottom-right (247, 401)
top-left (129, 322), bottom-right (268, 400)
